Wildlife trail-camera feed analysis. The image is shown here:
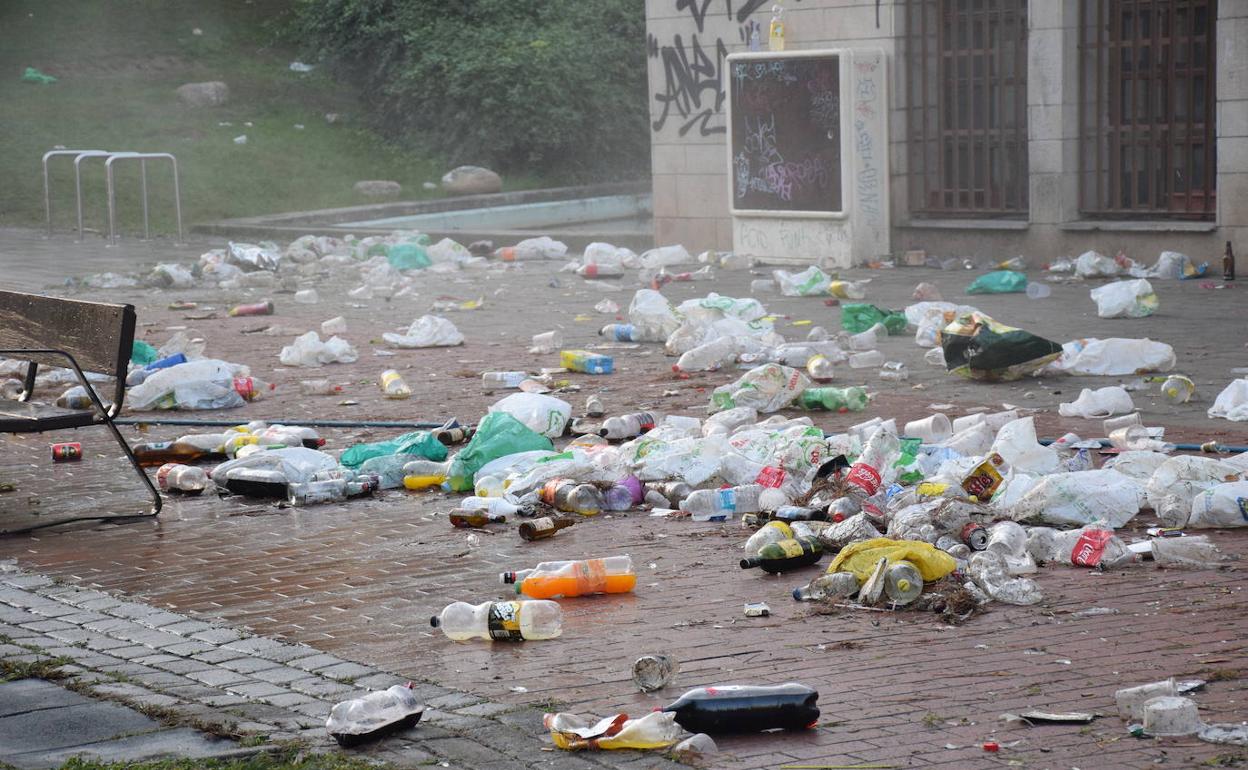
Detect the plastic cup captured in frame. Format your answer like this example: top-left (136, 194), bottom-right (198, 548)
top-left (1026, 282), bottom-right (1051, 299)
top-left (1115, 679), bottom-right (1177, 721)
top-left (1102, 412), bottom-right (1143, 434)
top-left (632, 654), bottom-right (677, 692)
top-left (530, 330), bottom-right (562, 353)
top-left (952, 413), bottom-right (987, 433)
top-left (749, 279), bottom-right (776, 294)
top-left (984, 409), bottom-right (1021, 431)
top-left (1142, 696), bottom-right (1203, 736)
top-left (904, 413), bottom-right (952, 443)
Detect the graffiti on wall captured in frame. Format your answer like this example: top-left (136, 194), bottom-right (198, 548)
top-left (649, 0), bottom-right (803, 136)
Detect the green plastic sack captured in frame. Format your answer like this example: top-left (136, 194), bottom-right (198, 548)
top-left (22, 67), bottom-right (57, 84)
top-left (340, 430), bottom-right (447, 468)
top-left (387, 243), bottom-right (431, 271)
top-left (966, 270), bottom-right (1028, 294)
top-left (131, 340), bottom-right (159, 366)
top-left (841, 304), bottom-right (907, 335)
top-left (447, 412), bottom-right (553, 491)
top-left (941, 311), bottom-right (1062, 382)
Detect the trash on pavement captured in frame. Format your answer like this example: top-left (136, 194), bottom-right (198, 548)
top-left (545, 711), bottom-right (683, 750)
top-left (661, 683), bottom-right (819, 733)
top-left (941, 312), bottom-right (1063, 381)
top-left (1208, 378), bottom-right (1248, 421)
top-left (1058, 386), bottom-right (1136, 418)
top-left (966, 270), bottom-right (1027, 294)
top-left (632, 654), bottom-right (678, 692)
top-left (326, 683), bottom-right (423, 747)
top-left (1091, 278), bottom-right (1159, 318)
top-left (279, 332), bottom-right (359, 367)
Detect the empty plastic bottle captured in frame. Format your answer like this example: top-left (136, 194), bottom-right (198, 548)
top-left (796, 386), bottom-right (868, 412)
top-left (744, 521), bottom-right (793, 558)
top-left (792, 571), bottom-right (859, 601)
top-left (879, 362), bottom-right (909, 381)
top-left (883, 560), bottom-right (923, 605)
top-left (288, 478), bottom-right (374, 507)
top-left (503, 555), bottom-right (636, 599)
top-left (603, 476), bottom-right (643, 511)
top-left (680, 484), bottom-right (763, 521)
top-left (806, 354), bottom-right (835, 382)
top-left (459, 496), bottom-right (521, 516)
top-left (845, 427), bottom-right (900, 503)
top-left (518, 516), bottom-right (577, 541)
top-left (662, 683), bottom-right (820, 733)
top-left (674, 337), bottom-right (737, 372)
top-left (600, 412), bottom-right (661, 440)
top-left (740, 537), bottom-right (824, 573)
top-left (429, 600), bottom-right (562, 641)
top-left (650, 481), bottom-right (693, 507)
top-left (379, 370), bottom-right (412, 399)
top-left (155, 463), bottom-right (209, 495)
top-left (559, 350), bottom-right (614, 374)
top-left (481, 371), bottom-right (527, 391)
top-left (449, 511), bottom-right (505, 528)
top-left (848, 350), bottom-right (885, 369)
top-left (1030, 525), bottom-right (1136, 569)
top-left (600, 324), bottom-right (642, 342)
top-left (300, 379), bottom-right (342, 396)
top-left (540, 479), bottom-right (604, 515)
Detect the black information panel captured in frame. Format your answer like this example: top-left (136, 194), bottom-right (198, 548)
top-left (729, 55), bottom-right (841, 214)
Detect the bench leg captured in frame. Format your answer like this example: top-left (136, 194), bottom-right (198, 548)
top-left (100, 415), bottom-right (163, 519)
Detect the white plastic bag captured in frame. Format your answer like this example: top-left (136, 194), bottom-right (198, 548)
top-left (1090, 279), bottom-right (1159, 318)
top-left (226, 241), bottom-right (282, 272)
top-left (1146, 250), bottom-right (1207, 280)
top-left (1188, 481), bottom-right (1248, 528)
top-left (426, 238), bottom-right (471, 265)
top-left (489, 393), bottom-right (572, 438)
top-left (1005, 469), bottom-right (1143, 528)
top-left (708, 364), bottom-right (809, 414)
top-left (147, 263), bottom-right (196, 289)
top-left (278, 332), bottom-right (359, 367)
top-left (638, 244), bottom-right (691, 269)
top-left (382, 316), bottom-right (464, 348)
top-left (627, 289), bottom-right (680, 341)
top-left (772, 266), bottom-right (832, 297)
top-left (1058, 386), bottom-right (1136, 418)
top-left (1208, 379), bottom-right (1248, 422)
top-left (1145, 455), bottom-right (1244, 516)
top-left (990, 417), bottom-right (1058, 474)
top-left (126, 359), bottom-right (249, 411)
top-left (1047, 338), bottom-right (1176, 376)
top-left (1074, 250), bottom-right (1121, 278)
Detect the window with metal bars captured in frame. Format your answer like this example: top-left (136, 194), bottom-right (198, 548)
top-left (905, 0), bottom-right (1029, 218)
top-left (1079, 0), bottom-right (1217, 219)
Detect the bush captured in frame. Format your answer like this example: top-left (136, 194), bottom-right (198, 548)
top-left (293, 0), bottom-right (650, 181)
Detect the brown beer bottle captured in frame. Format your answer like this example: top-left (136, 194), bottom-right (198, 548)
top-left (518, 516), bottom-right (576, 542)
top-left (449, 511), bottom-right (505, 529)
top-left (1223, 241), bottom-right (1236, 282)
top-left (132, 440), bottom-right (214, 468)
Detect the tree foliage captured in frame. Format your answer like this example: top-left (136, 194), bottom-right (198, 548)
top-left (293, 0), bottom-right (650, 180)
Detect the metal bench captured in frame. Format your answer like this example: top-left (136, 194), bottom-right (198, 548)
top-left (0, 289), bottom-right (161, 533)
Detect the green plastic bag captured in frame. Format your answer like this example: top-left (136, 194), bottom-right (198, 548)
top-left (941, 311), bottom-right (1063, 382)
top-left (841, 304), bottom-right (907, 335)
top-left (131, 340), bottom-right (159, 366)
top-left (447, 412), bottom-right (553, 492)
top-left (340, 431), bottom-right (447, 468)
top-left (966, 270), bottom-right (1028, 294)
top-left (387, 242), bottom-right (431, 271)
top-left (22, 67), bottom-right (57, 84)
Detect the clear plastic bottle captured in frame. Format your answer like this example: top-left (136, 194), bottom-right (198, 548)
top-left (845, 427), bottom-right (900, 503)
top-left (878, 362), bottom-right (909, 381)
top-left (379, 370), bottom-right (412, 399)
top-left (459, 496), bottom-right (520, 516)
top-left (600, 412), bottom-right (661, 440)
top-left (429, 600), bottom-right (562, 641)
top-left (539, 480), bottom-right (604, 516)
top-left (155, 463), bottom-right (209, 495)
top-left (300, 379), bottom-right (342, 396)
top-left (650, 481), bottom-right (693, 508)
top-left (883, 560), bottom-right (923, 605)
top-left (674, 337), bottom-right (737, 372)
top-left (288, 478), bottom-right (349, 506)
top-left (848, 350), bottom-right (885, 369)
top-left (503, 555), bottom-right (636, 599)
top-left (796, 386), bottom-right (868, 412)
top-left (744, 520), bottom-right (793, 558)
top-left (806, 354), bottom-right (835, 382)
top-left (792, 571), bottom-right (859, 602)
top-left (481, 371), bottom-right (527, 391)
top-left (680, 484), bottom-right (763, 520)
top-left (1035, 526), bottom-right (1137, 569)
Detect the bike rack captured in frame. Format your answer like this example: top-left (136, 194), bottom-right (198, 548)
top-left (104, 152), bottom-right (183, 244)
top-left (42, 149), bottom-right (108, 238)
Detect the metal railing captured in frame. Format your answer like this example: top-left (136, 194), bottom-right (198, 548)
top-left (41, 149), bottom-right (184, 242)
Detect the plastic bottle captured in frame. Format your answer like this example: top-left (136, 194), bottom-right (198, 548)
top-left (546, 711), bottom-right (684, 751)
top-left (481, 371), bottom-right (527, 391)
top-left (600, 412), bottom-right (661, 440)
top-left (662, 683), bottom-right (820, 733)
top-left (845, 427), bottom-right (900, 503)
top-left (288, 478), bottom-right (350, 506)
top-left (449, 511), bottom-right (506, 528)
top-left (300, 379), bottom-right (342, 396)
top-left (650, 481), bottom-right (693, 508)
top-left (503, 555), bottom-right (636, 599)
top-left (401, 459), bottom-right (450, 491)
top-left (744, 521), bottom-right (793, 558)
top-left (883, 560), bottom-right (923, 605)
top-left (740, 537), bottom-right (823, 573)
top-left (540, 480), bottom-right (604, 515)
top-left (879, 362), bottom-right (909, 381)
top-left (599, 324), bottom-right (642, 343)
top-left (674, 337), bottom-right (737, 372)
top-left (228, 301), bottom-right (274, 317)
top-left (680, 484), bottom-right (763, 521)
top-left (772, 505), bottom-right (824, 522)
top-left (459, 496), bottom-right (520, 516)
top-left (792, 571), bottom-right (859, 601)
top-left (155, 463), bottom-right (209, 495)
top-left (604, 477), bottom-right (643, 511)
top-left (796, 386), bottom-right (868, 412)
top-left (1034, 526), bottom-right (1137, 569)
top-left (125, 353), bottom-right (189, 386)
top-left (768, 3), bottom-right (786, 51)
top-left (429, 600), bottom-right (562, 641)
top-left (848, 350), bottom-right (885, 369)
top-left (518, 516), bottom-right (577, 541)
top-left (806, 354), bottom-right (834, 382)
top-left (576, 262), bottom-right (623, 278)
top-left (474, 475), bottom-right (506, 498)
top-left (828, 280), bottom-right (868, 299)
top-left (133, 440), bottom-right (213, 467)
top-left (559, 350), bottom-right (614, 375)
top-left (379, 370), bottom-right (412, 399)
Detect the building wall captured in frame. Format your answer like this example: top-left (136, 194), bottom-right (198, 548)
top-left (645, 0), bottom-right (1248, 263)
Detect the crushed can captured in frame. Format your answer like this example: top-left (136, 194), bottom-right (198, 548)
top-left (961, 452), bottom-right (1005, 501)
top-left (960, 523), bottom-right (989, 551)
top-left (51, 442), bottom-right (82, 462)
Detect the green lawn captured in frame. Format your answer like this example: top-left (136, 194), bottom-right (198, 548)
top-left (0, 1), bottom-right (544, 236)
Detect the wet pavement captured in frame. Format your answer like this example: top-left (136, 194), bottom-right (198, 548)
top-left (1, 227), bottom-right (1246, 768)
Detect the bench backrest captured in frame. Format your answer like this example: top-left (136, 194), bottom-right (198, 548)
top-left (0, 290), bottom-right (136, 406)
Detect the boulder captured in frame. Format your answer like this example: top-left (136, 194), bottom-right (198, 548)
top-left (353, 180), bottom-right (402, 197)
top-left (441, 165), bottom-right (502, 196)
top-left (175, 81), bottom-right (229, 108)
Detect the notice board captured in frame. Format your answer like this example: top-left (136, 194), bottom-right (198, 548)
top-left (728, 53), bottom-right (843, 216)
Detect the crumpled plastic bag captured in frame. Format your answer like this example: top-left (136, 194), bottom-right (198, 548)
top-left (278, 332), bottom-right (359, 367)
top-left (1208, 379), bottom-right (1248, 422)
top-left (841, 304), bottom-right (907, 335)
top-left (1045, 337), bottom-right (1176, 376)
top-left (628, 289), bottom-right (680, 341)
top-left (382, 316), bottom-right (464, 348)
top-left (209, 446), bottom-right (338, 488)
top-left (387, 241), bottom-right (431, 271)
top-left (125, 359), bottom-right (250, 411)
top-left (339, 431), bottom-right (447, 468)
top-left (967, 551), bottom-right (1043, 605)
top-left (1188, 481), bottom-right (1248, 528)
top-left (1074, 250), bottom-right (1122, 278)
top-left (1090, 279), bottom-right (1158, 318)
top-left (1005, 469), bottom-right (1143, 528)
top-left (147, 263), bottom-right (196, 289)
top-left (1146, 250), bottom-right (1207, 280)
top-left (638, 244), bottom-right (690, 269)
top-left (425, 237), bottom-right (471, 265)
top-left (991, 417), bottom-right (1059, 474)
top-left (1058, 386), bottom-right (1136, 418)
top-left (499, 236), bottom-right (568, 261)
top-left (709, 364), bottom-right (809, 414)
top-left (447, 411), bottom-right (554, 492)
top-left (941, 312), bottom-right (1062, 381)
top-left (1145, 455), bottom-right (1243, 515)
top-left (226, 241), bottom-right (282, 272)
top-left (966, 270), bottom-right (1027, 294)
top-left (489, 392), bottom-right (572, 438)
top-left (773, 266), bottom-right (832, 296)
top-left (545, 711), bottom-right (683, 751)
top-left (827, 537), bottom-right (958, 583)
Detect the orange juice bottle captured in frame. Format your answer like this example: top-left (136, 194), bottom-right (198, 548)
top-left (501, 556), bottom-right (635, 599)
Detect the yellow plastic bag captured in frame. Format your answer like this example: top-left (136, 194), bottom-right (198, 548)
top-left (827, 537), bottom-right (957, 583)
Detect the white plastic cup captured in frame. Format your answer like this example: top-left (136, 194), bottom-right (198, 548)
top-left (1026, 282), bottom-right (1051, 299)
top-left (848, 350), bottom-right (885, 369)
top-left (904, 413), bottom-right (952, 443)
top-left (1102, 412), bottom-right (1143, 434)
top-left (1115, 679), bottom-right (1177, 721)
top-left (1142, 696), bottom-right (1203, 736)
top-left (952, 413), bottom-right (987, 433)
top-left (294, 289), bottom-right (320, 304)
top-left (321, 316), bottom-right (348, 336)
top-left (530, 330), bottom-right (562, 353)
top-left (984, 409), bottom-right (1021, 431)
top-left (749, 279), bottom-right (776, 294)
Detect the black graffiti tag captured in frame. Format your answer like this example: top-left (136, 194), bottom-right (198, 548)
top-left (649, 32), bottom-right (730, 137)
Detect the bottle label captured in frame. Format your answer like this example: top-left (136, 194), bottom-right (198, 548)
top-left (1070, 529), bottom-right (1113, 567)
top-left (487, 602), bottom-right (524, 641)
top-left (776, 539), bottom-right (804, 559)
top-left (717, 488), bottom-right (737, 510)
top-left (574, 559), bottom-right (608, 594)
top-left (540, 481), bottom-right (561, 507)
top-left (845, 463), bottom-right (881, 496)
top-left (961, 453), bottom-right (1005, 499)
top-left (635, 412), bottom-right (657, 433)
top-left (155, 463), bottom-right (177, 490)
top-left (755, 466), bottom-right (786, 488)
top-left (529, 516), bottom-right (555, 533)
top-left (233, 377), bottom-right (254, 400)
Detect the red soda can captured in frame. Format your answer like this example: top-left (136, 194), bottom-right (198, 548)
top-left (227, 300), bottom-right (275, 317)
top-left (51, 442), bottom-right (82, 462)
top-left (961, 522), bottom-right (989, 551)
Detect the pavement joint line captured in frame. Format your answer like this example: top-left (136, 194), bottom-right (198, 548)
top-left (0, 561), bottom-right (683, 768)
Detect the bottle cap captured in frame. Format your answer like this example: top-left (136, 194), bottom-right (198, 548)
top-left (429, 616), bottom-right (440, 628)
top-left (500, 571), bottom-right (516, 584)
